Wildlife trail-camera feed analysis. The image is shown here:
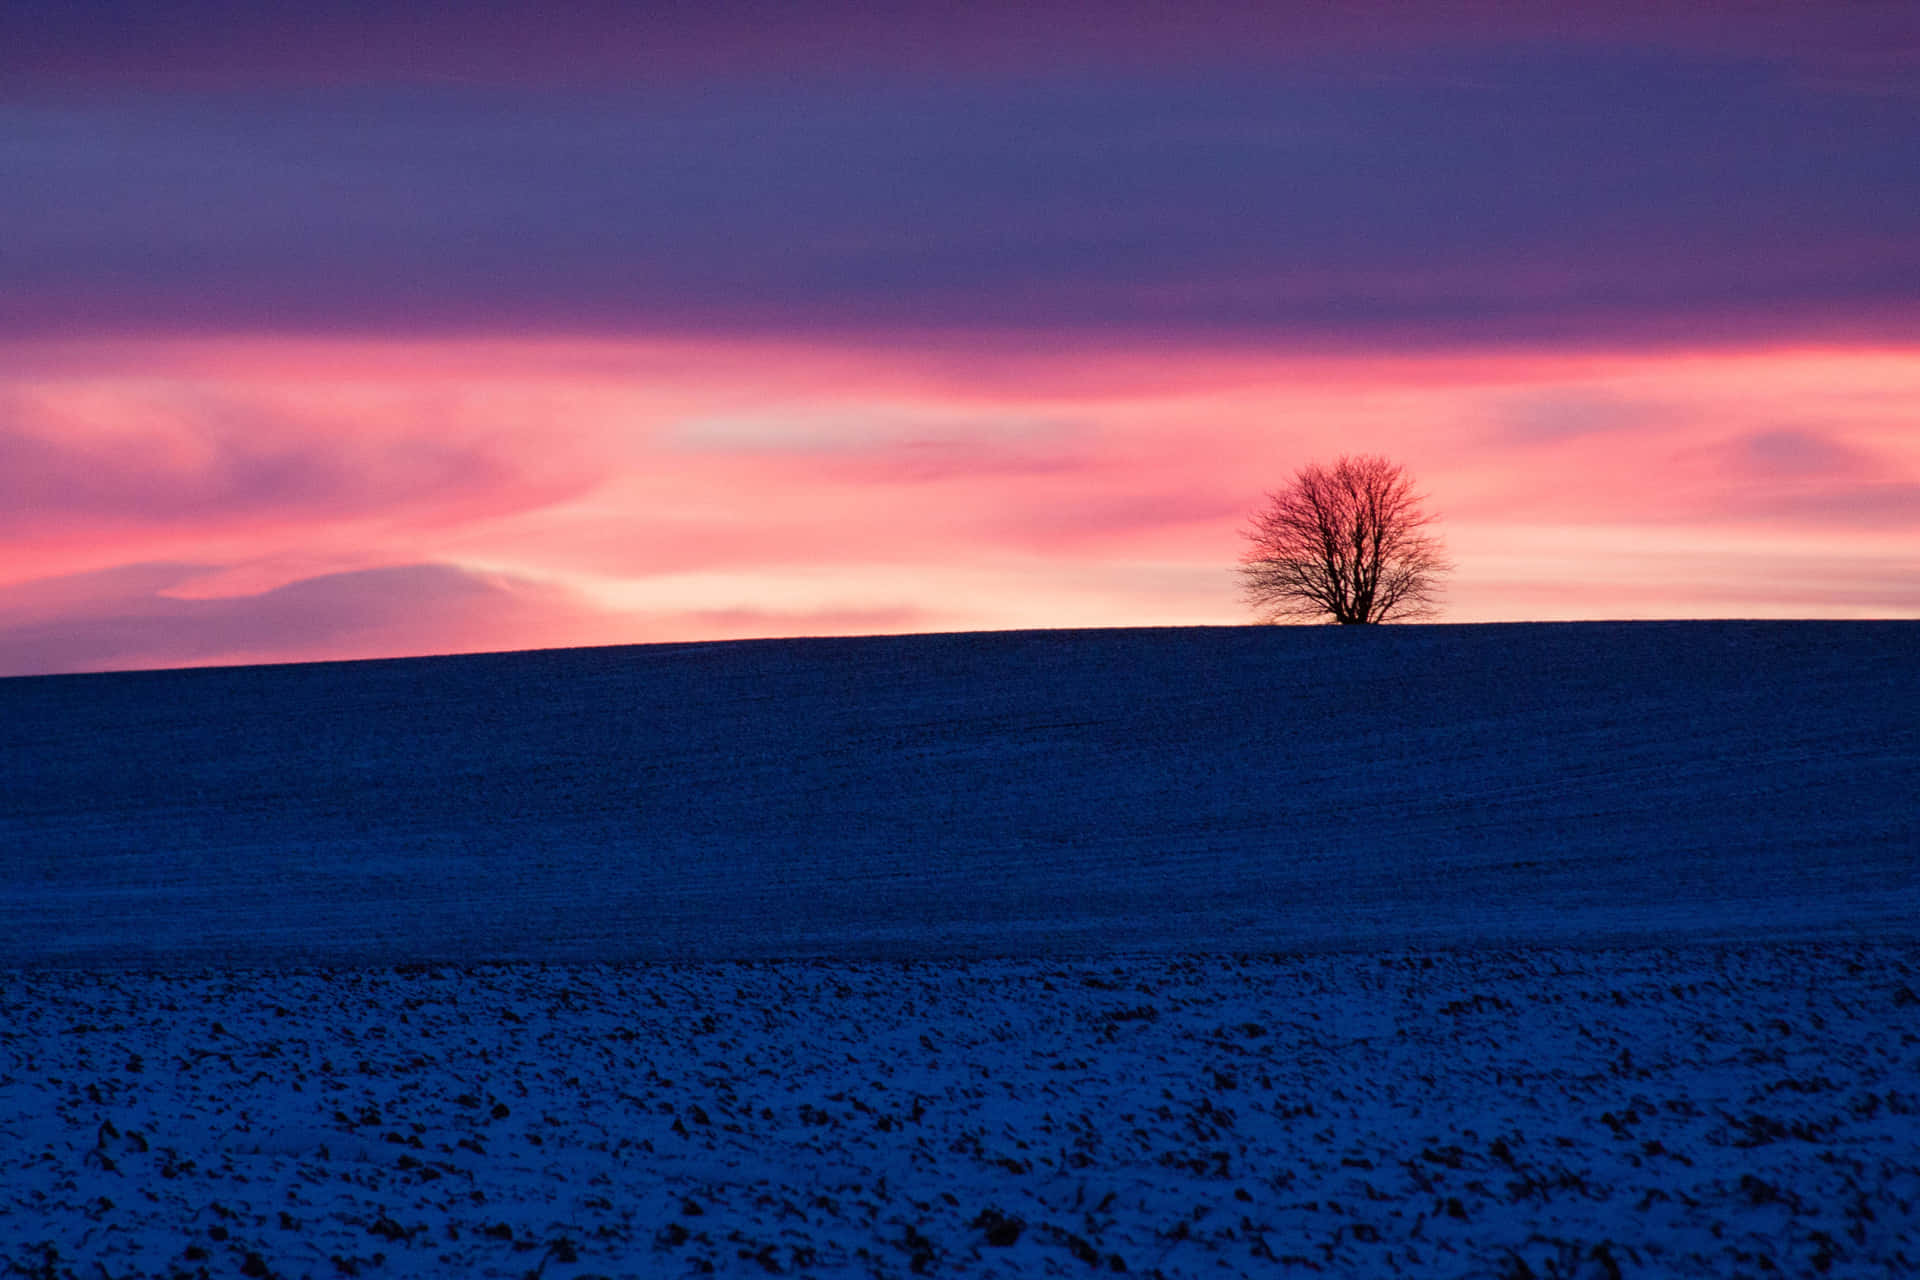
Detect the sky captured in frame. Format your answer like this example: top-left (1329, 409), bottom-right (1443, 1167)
top-left (3, 1), bottom-right (1917, 675)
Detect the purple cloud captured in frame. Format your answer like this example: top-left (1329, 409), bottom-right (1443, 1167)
top-left (0, 563), bottom-right (587, 677)
top-left (1728, 429), bottom-right (1873, 478)
top-left (6, 4), bottom-right (1913, 91)
top-left (1705, 430), bottom-right (1920, 529)
top-left (1738, 483), bottom-right (1920, 531)
top-left (0, 393), bottom-right (589, 535)
top-left (1, 12), bottom-right (1914, 350)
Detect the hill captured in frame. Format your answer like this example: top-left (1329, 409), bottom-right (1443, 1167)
top-left (3, 621), bottom-right (1914, 965)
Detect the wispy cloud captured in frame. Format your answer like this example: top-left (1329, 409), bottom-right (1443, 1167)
top-left (665, 409), bottom-right (1090, 482)
top-left (3, 334), bottom-right (1916, 672)
top-left (6, 3), bottom-right (1912, 91)
top-left (0, 392), bottom-right (581, 534)
top-left (0, 562), bottom-right (611, 677)
top-left (3, 43), bottom-right (1913, 349)
top-left (1722, 428), bottom-right (1875, 480)
top-left (1494, 390), bottom-right (1666, 442)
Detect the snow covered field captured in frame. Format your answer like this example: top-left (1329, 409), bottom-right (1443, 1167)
top-left (4, 948), bottom-right (1918, 1278)
top-left (5, 622), bottom-right (1915, 964)
top-left (3, 622), bottom-right (1917, 1276)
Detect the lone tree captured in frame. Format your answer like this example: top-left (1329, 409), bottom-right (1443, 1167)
top-left (1238, 454), bottom-right (1450, 625)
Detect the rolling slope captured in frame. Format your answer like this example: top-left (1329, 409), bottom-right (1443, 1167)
top-left (3, 621), bottom-right (1914, 965)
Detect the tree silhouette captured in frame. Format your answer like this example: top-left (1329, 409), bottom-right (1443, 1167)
top-left (1238, 454), bottom-right (1449, 625)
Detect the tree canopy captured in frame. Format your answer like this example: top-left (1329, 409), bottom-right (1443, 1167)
top-left (1239, 454), bottom-right (1449, 625)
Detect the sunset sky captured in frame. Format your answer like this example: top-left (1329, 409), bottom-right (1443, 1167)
top-left (4, 1), bottom-right (1917, 675)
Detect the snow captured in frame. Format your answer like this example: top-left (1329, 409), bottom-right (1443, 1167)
top-left (2, 620), bottom-right (1918, 1276)
top-left (4, 622), bottom-right (1915, 964)
top-left (3, 949), bottom-right (1918, 1277)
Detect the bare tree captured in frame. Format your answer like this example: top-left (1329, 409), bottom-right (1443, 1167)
top-left (1238, 454), bottom-right (1450, 625)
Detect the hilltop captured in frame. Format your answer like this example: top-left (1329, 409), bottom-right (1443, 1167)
top-left (3, 621), bottom-right (1914, 965)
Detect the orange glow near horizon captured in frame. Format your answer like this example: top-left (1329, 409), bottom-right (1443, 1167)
top-left (3, 336), bottom-right (1916, 674)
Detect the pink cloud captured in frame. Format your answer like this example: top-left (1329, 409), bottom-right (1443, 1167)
top-left (1726, 428), bottom-right (1873, 478)
top-left (0, 563), bottom-right (621, 677)
top-left (2, 336), bottom-right (1915, 673)
top-left (0, 393), bottom-right (577, 535)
